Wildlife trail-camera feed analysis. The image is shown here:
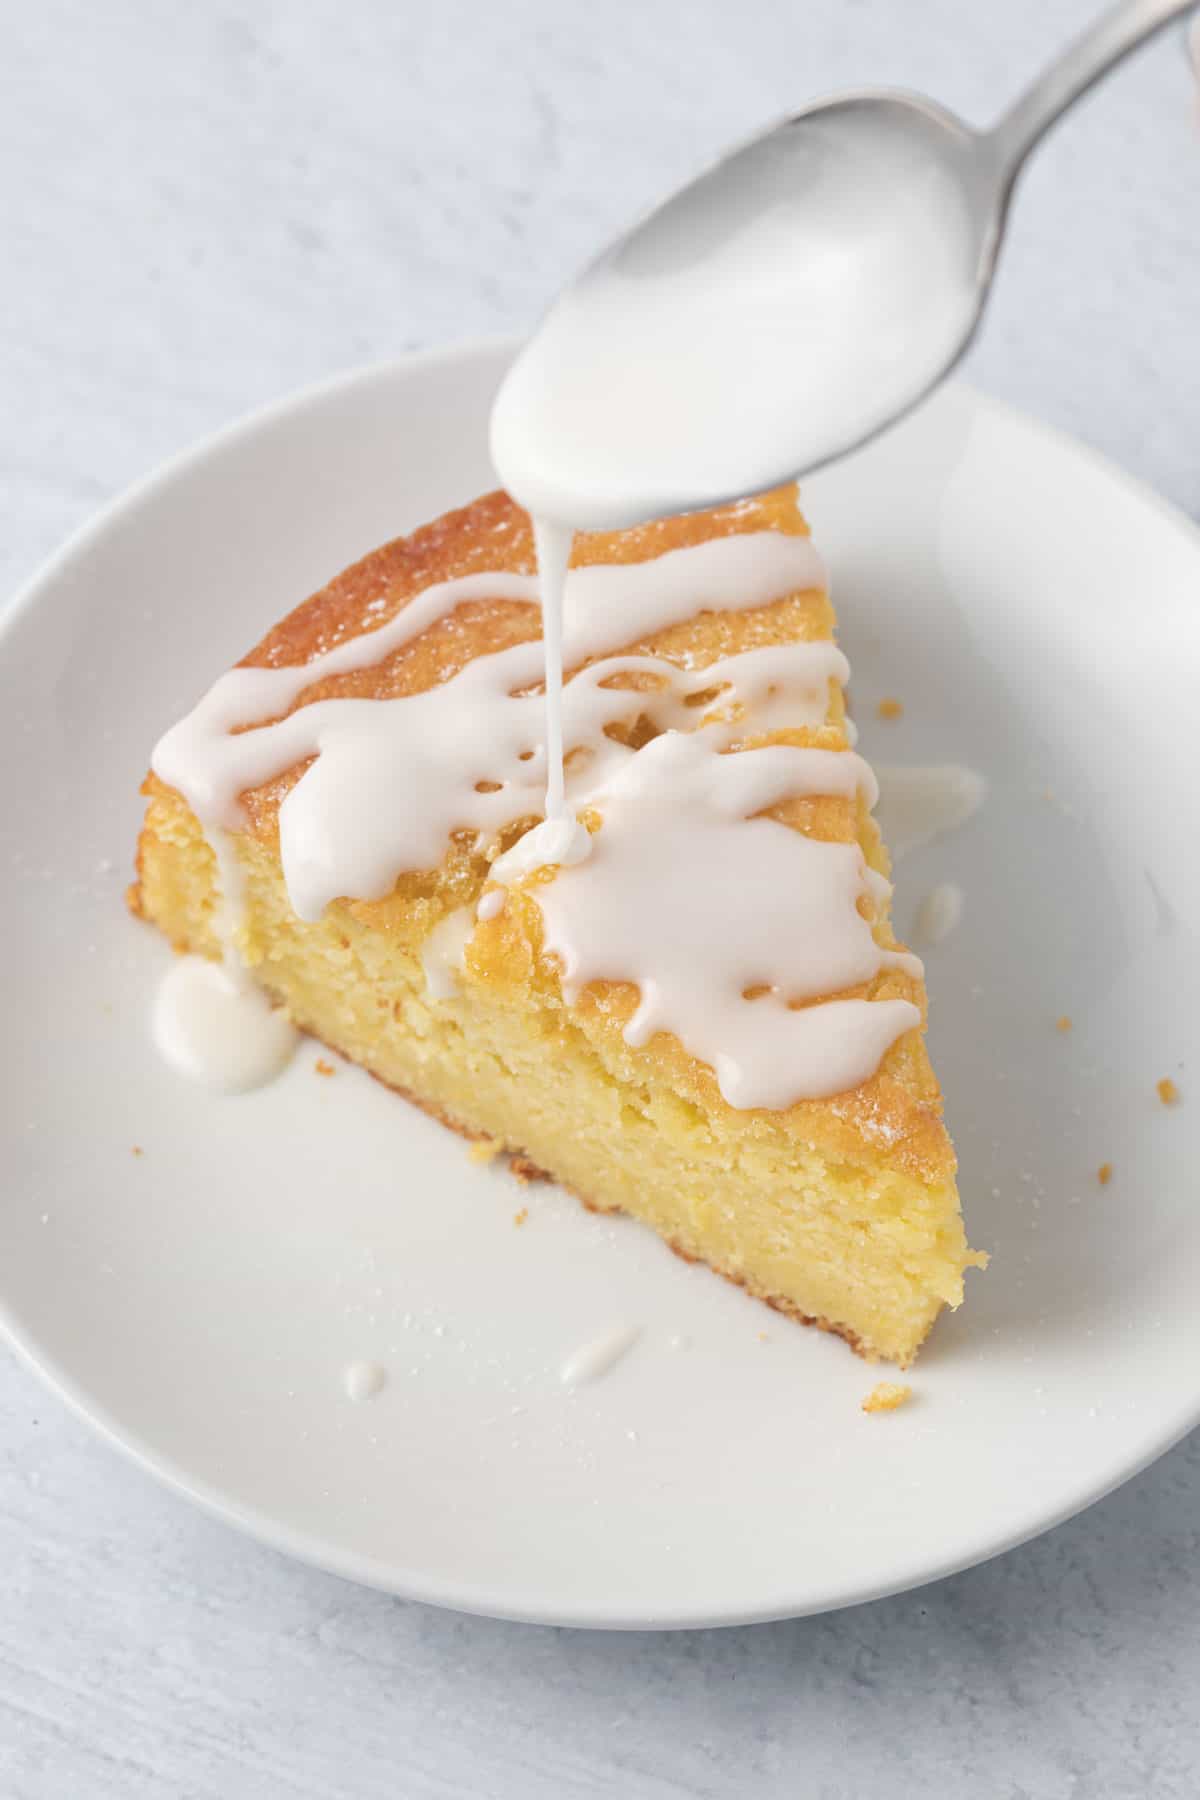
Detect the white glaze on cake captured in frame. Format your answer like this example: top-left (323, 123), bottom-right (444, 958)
top-left (153, 524), bottom-right (923, 1110)
top-left (531, 732), bottom-right (920, 1108)
top-left (153, 532), bottom-right (829, 920)
top-left (913, 880), bottom-right (965, 947)
top-left (475, 887), bottom-right (506, 923)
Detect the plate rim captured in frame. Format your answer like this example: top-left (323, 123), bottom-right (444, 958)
top-left (4, 339), bottom-right (1200, 1630)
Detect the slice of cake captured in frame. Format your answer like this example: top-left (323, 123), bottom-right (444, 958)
top-left (132, 486), bottom-right (983, 1365)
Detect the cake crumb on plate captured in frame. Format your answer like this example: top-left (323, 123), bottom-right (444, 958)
top-left (1097, 1162), bottom-right (1113, 1185)
top-left (314, 1057), bottom-right (336, 1077)
top-left (1157, 1078), bottom-right (1180, 1106)
top-left (513, 1207), bottom-right (529, 1228)
top-left (1056, 1015), bottom-right (1072, 1033)
top-left (876, 697), bottom-right (904, 720)
top-left (862, 1381), bottom-right (912, 1414)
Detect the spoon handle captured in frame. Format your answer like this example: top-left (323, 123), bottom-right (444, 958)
top-left (987, 0), bottom-right (1194, 173)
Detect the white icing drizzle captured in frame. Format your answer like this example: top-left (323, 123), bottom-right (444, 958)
top-left (153, 535), bottom-right (837, 923)
top-left (153, 524), bottom-right (923, 1110)
top-left (153, 531), bottom-right (825, 829)
top-left (559, 1322), bottom-right (641, 1387)
top-left (152, 954), bottom-right (298, 1092)
top-left (207, 826), bottom-right (251, 973)
top-left (491, 812), bottom-right (592, 884)
top-left (530, 732), bottom-right (920, 1108)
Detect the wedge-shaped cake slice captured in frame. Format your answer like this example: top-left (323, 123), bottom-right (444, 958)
top-left (133, 487), bottom-right (983, 1364)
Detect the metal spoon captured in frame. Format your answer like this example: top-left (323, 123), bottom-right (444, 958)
top-left (492, 0), bottom-right (1195, 529)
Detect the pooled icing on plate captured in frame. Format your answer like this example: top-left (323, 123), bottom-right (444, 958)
top-left (559, 1322), bottom-right (642, 1388)
top-left (152, 952), bottom-right (298, 1092)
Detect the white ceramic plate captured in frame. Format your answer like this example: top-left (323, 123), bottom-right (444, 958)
top-left (3, 342), bottom-right (1198, 1629)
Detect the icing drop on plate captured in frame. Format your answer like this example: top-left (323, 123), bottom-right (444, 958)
top-left (531, 732), bottom-right (921, 1109)
top-left (913, 880), bottom-right (964, 947)
top-left (559, 1322), bottom-right (642, 1387)
top-left (873, 763), bottom-right (985, 859)
top-left (153, 955), bottom-right (298, 1092)
top-left (491, 812), bottom-right (592, 884)
top-left (343, 1360), bottom-right (387, 1402)
top-left (420, 906), bottom-right (475, 999)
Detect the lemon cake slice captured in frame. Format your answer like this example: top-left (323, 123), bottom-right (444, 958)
top-left (132, 485), bottom-right (983, 1365)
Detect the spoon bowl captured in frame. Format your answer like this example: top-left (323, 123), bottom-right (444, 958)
top-left (491, 0), bottom-right (1193, 530)
top-left (493, 95), bottom-right (1004, 529)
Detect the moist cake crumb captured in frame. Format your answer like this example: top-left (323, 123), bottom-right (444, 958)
top-left (1157, 1077), bottom-right (1180, 1106)
top-left (862, 1381), bottom-right (912, 1414)
top-left (876, 697), bottom-right (904, 720)
top-left (314, 1057), bottom-right (336, 1077)
top-left (468, 1138), bottom-right (503, 1165)
top-left (1097, 1162), bottom-right (1113, 1185)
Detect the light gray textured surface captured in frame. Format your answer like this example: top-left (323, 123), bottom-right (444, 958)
top-left (3, 1), bottom-right (1199, 1794)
